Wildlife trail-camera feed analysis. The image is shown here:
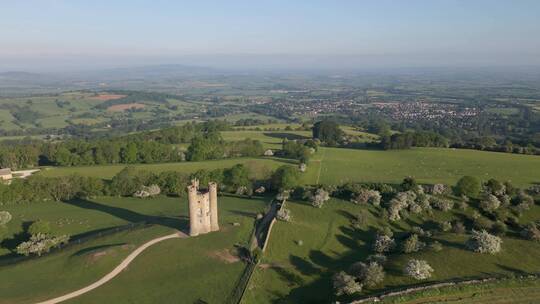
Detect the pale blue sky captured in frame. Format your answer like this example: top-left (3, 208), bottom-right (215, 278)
top-left (1, 0), bottom-right (539, 70)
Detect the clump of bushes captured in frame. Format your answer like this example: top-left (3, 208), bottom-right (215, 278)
top-left (16, 233), bottom-right (70, 256)
top-left (133, 184), bottom-right (161, 198)
top-left (351, 189), bottom-right (381, 207)
top-left (349, 261), bottom-right (385, 287)
top-left (479, 194), bottom-right (501, 212)
top-left (401, 234), bottom-right (425, 253)
top-left (466, 230), bottom-right (502, 254)
top-left (372, 233), bottom-right (396, 254)
top-left (430, 196), bottom-right (454, 211)
top-left (309, 188), bottom-right (330, 208)
top-left (276, 208), bottom-right (292, 222)
top-left (333, 271), bottom-right (362, 296)
top-left (403, 259), bottom-right (434, 280)
top-left (521, 223), bottom-right (540, 241)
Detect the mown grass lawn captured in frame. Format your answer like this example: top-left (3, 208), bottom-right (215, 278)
top-left (0, 195), bottom-right (270, 304)
top-left (243, 198), bottom-right (540, 304)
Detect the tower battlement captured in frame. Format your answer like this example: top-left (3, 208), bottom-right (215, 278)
top-left (187, 179), bottom-right (219, 236)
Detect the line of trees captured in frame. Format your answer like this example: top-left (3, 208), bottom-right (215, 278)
top-left (0, 121), bottom-right (267, 169)
top-left (0, 161), bottom-right (304, 205)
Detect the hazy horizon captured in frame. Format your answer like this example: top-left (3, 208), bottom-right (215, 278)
top-left (1, 0), bottom-right (540, 72)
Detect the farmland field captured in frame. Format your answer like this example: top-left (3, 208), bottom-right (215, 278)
top-left (0, 195), bottom-right (270, 304)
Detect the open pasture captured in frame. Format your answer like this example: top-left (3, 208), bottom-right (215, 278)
top-left (0, 195), bottom-right (269, 304)
top-left (309, 147), bottom-right (540, 187)
top-left (243, 198), bottom-right (540, 304)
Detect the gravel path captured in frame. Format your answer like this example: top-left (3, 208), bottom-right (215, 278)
top-left (35, 231), bottom-right (187, 304)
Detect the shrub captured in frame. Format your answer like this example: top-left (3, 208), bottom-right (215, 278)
top-left (310, 188), bottom-right (330, 208)
top-left (473, 216), bottom-right (493, 231)
top-left (528, 185), bottom-right (540, 195)
top-left (276, 191), bottom-right (290, 202)
top-left (349, 262), bottom-right (385, 287)
top-left (455, 176), bottom-right (481, 197)
top-left (271, 166), bottom-right (300, 191)
top-left (521, 223), bottom-right (540, 241)
top-left (16, 233), bottom-right (69, 256)
top-left (430, 184), bottom-right (447, 195)
top-left (402, 234), bottom-right (425, 253)
top-left (452, 221), bottom-right (467, 234)
top-left (430, 197), bottom-right (454, 211)
top-left (0, 211), bottom-right (12, 226)
top-left (466, 230), bottom-right (502, 254)
top-left (439, 221), bottom-right (452, 232)
top-left (408, 202), bottom-right (423, 214)
top-left (133, 184), bottom-right (161, 198)
top-left (491, 221), bottom-right (507, 236)
top-left (401, 177), bottom-right (417, 192)
top-left (366, 254), bottom-right (387, 265)
top-left (28, 220), bottom-right (51, 236)
top-left (387, 192), bottom-right (415, 221)
top-left (428, 241), bottom-right (443, 252)
top-left (372, 234), bottom-right (395, 254)
top-left (333, 271), bottom-right (362, 296)
top-left (485, 179), bottom-right (506, 196)
top-left (515, 191), bottom-right (534, 207)
top-left (479, 194), bottom-right (501, 212)
top-left (276, 208), bottom-right (292, 222)
top-left (351, 189), bottom-right (381, 207)
top-left (403, 259), bottom-right (434, 280)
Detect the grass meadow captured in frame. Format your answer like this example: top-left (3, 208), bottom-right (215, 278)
top-left (40, 157), bottom-right (291, 179)
top-left (0, 195), bottom-right (270, 304)
top-left (306, 147), bottom-right (540, 187)
top-left (243, 198), bottom-right (540, 304)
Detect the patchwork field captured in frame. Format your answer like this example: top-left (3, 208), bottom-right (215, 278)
top-left (106, 103), bottom-right (146, 112)
top-left (0, 195), bottom-right (270, 304)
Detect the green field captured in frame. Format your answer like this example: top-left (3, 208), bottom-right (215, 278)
top-left (307, 147), bottom-right (540, 187)
top-left (243, 198), bottom-right (540, 304)
top-left (0, 195), bottom-right (269, 304)
top-left (40, 157), bottom-right (292, 179)
top-left (380, 277), bottom-right (540, 303)
top-left (222, 130), bottom-right (312, 149)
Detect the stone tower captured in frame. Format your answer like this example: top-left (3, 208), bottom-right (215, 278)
top-left (187, 179), bottom-right (219, 236)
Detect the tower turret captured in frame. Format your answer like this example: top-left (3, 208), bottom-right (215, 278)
top-left (187, 182), bottom-right (199, 237)
top-left (209, 182), bottom-right (219, 231)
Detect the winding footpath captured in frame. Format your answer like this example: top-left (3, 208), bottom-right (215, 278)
top-left (35, 231), bottom-right (187, 304)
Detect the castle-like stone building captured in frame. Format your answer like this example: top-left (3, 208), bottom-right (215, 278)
top-left (187, 179), bottom-right (219, 236)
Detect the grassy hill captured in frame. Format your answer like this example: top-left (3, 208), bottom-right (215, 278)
top-left (0, 195), bottom-right (270, 304)
top-left (243, 198), bottom-right (540, 304)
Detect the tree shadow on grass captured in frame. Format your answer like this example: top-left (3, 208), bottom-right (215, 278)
top-left (495, 263), bottom-right (530, 276)
top-left (271, 266), bottom-right (305, 287)
top-left (71, 243), bottom-right (126, 256)
top-left (263, 132), bottom-right (310, 141)
top-left (65, 198), bottom-right (189, 233)
top-left (290, 255), bottom-right (321, 276)
top-left (229, 210), bottom-right (257, 218)
top-left (435, 237), bottom-right (467, 250)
